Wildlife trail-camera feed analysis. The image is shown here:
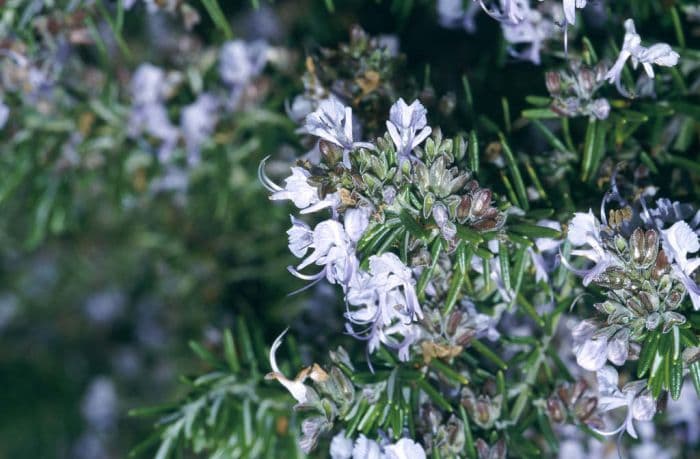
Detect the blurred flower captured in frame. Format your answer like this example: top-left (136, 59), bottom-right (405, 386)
top-left (500, 4), bottom-right (556, 65)
top-left (386, 98), bottom-right (432, 164)
top-left (287, 216), bottom-right (313, 258)
top-left (84, 289), bottom-right (126, 325)
top-left (81, 376), bottom-right (118, 432)
top-left (605, 19), bottom-right (680, 97)
top-left (437, 0), bottom-right (482, 33)
top-left (180, 93), bottom-right (219, 165)
top-left (219, 39), bottom-right (268, 87)
top-left (0, 96), bottom-right (8, 128)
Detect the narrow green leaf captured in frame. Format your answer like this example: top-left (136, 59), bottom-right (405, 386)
top-left (223, 329), bottom-right (241, 373)
top-left (637, 331), bottom-right (659, 378)
top-left (580, 119), bottom-right (597, 182)
top-left (201, 0), bottom-right (234, 39)
top-left (417, 378), bottom-right (453, 412)
top-left (510, 223), bottom-right (561, 239)
top-left (444, 272), bottom-right (464, 315)
top-left (471, 339), bottom-right (508, 370)
top-left (522, 108), bottom-right (557, 119)
top-left (499, 133), bottom-right (529, 210)
top-left (690, 362), bottom-right (700, 397)
top-left (468, 130), bottom-right (479, 174)
top-left (399, 209), bottom-right (428, 240)
top-left (459, 405), bottom-right (477, 459)
top-left (531, 119), bottom-right (569, 153)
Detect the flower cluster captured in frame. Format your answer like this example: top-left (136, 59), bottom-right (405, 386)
top-left (128, 39), bottom-right (268, 167)
top-left (566, 197), bottom-right (700, 424)
top-left (545, 61), bottom-right (610, 120)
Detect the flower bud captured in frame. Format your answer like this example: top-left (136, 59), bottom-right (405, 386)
top-left (574, 396), bottom-right (597, 422)
top-left (470, 189), bottom-right (492, 217)
top-left (545, 72), bottom-right (561, 95)
top-left (546, 396), bottom-right (566, 423)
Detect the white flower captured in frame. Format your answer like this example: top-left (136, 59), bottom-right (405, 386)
top-left (572, 319), bottom-right (608, 371)
top-left (180, 93), bottom-right (219, 165)
top-left (605, 19), bottom-right (680, 97)
top-left (593, 365), bottom-right (656, 439)
top-left (530, 220), bottom-right (562, 283)
top-left (563, 0), bottom-right (587, 26)
top-left (287, 216), bottom-right (313, 258)
top-left (384, 438), bottom-right (426, 459)
top-left (386, 98), bottom-right (432, 162)
top-left (661, 221), bottom-right (700, 309)
top-left (564, 210), bottom-right (622, 285)
top-left (500, 6), bottom-right (556, 65)
top-left (330, 431), bottom-right (354, 459)
top-left (265, 329), bottom-right (327, 405)
top-left (352, 435), bottom-right (382, 459)
top-left (344, 206), bottom-right (372, 243)
top-left (480, 0), bottom-right (529, 25)
top-left (305, 97), bottom-right (355, 151)
top-left (270, 167), bottom-right (324, 210)
top-left (219, 40), bottom-right (268, 87)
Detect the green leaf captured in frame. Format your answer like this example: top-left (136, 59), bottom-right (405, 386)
top-left (637, 331), bottom-right (659, 378)
top-left (468, 130), bottom-right (479, 174)
top-left (201, 0), bottom-right (234, 39)
top-left (690, 361), bottom-right (700, 398)
top-left (417, 378), bottom-right (453, 412)
top-left (223, 329), bottom-right (241, 373)
top-left (471, 339), bottom-right (508, 370)
top-left (580, 119), bottom-right (597, 182)
top-left (399, 209), bottom-right (428, 241)
top-left (509, 223), bottom-right (561, 239)
top-left (499, 133), bottom-right (529, 210)
top-left (521, 108), bottom-right (558, 119)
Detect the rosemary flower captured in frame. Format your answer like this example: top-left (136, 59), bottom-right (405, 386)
top-left (605, 19), bottom-right (680, 97)
top-left (593, 365), bottom-right (656, 439)
top-left (386, 98), bottom-right (432, 164)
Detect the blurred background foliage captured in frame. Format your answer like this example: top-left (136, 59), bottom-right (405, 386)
top-left (0, 0), bottom-right (698, 458)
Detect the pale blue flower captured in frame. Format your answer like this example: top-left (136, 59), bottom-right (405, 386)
top-left (346, 253), bottom-right (422, 360)
top-left (305, 97), bottom-right (355, 150)
top-left (130, 63), bottom-right (167, 106)
top-left (386, 98), bottom-right (432, 163)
